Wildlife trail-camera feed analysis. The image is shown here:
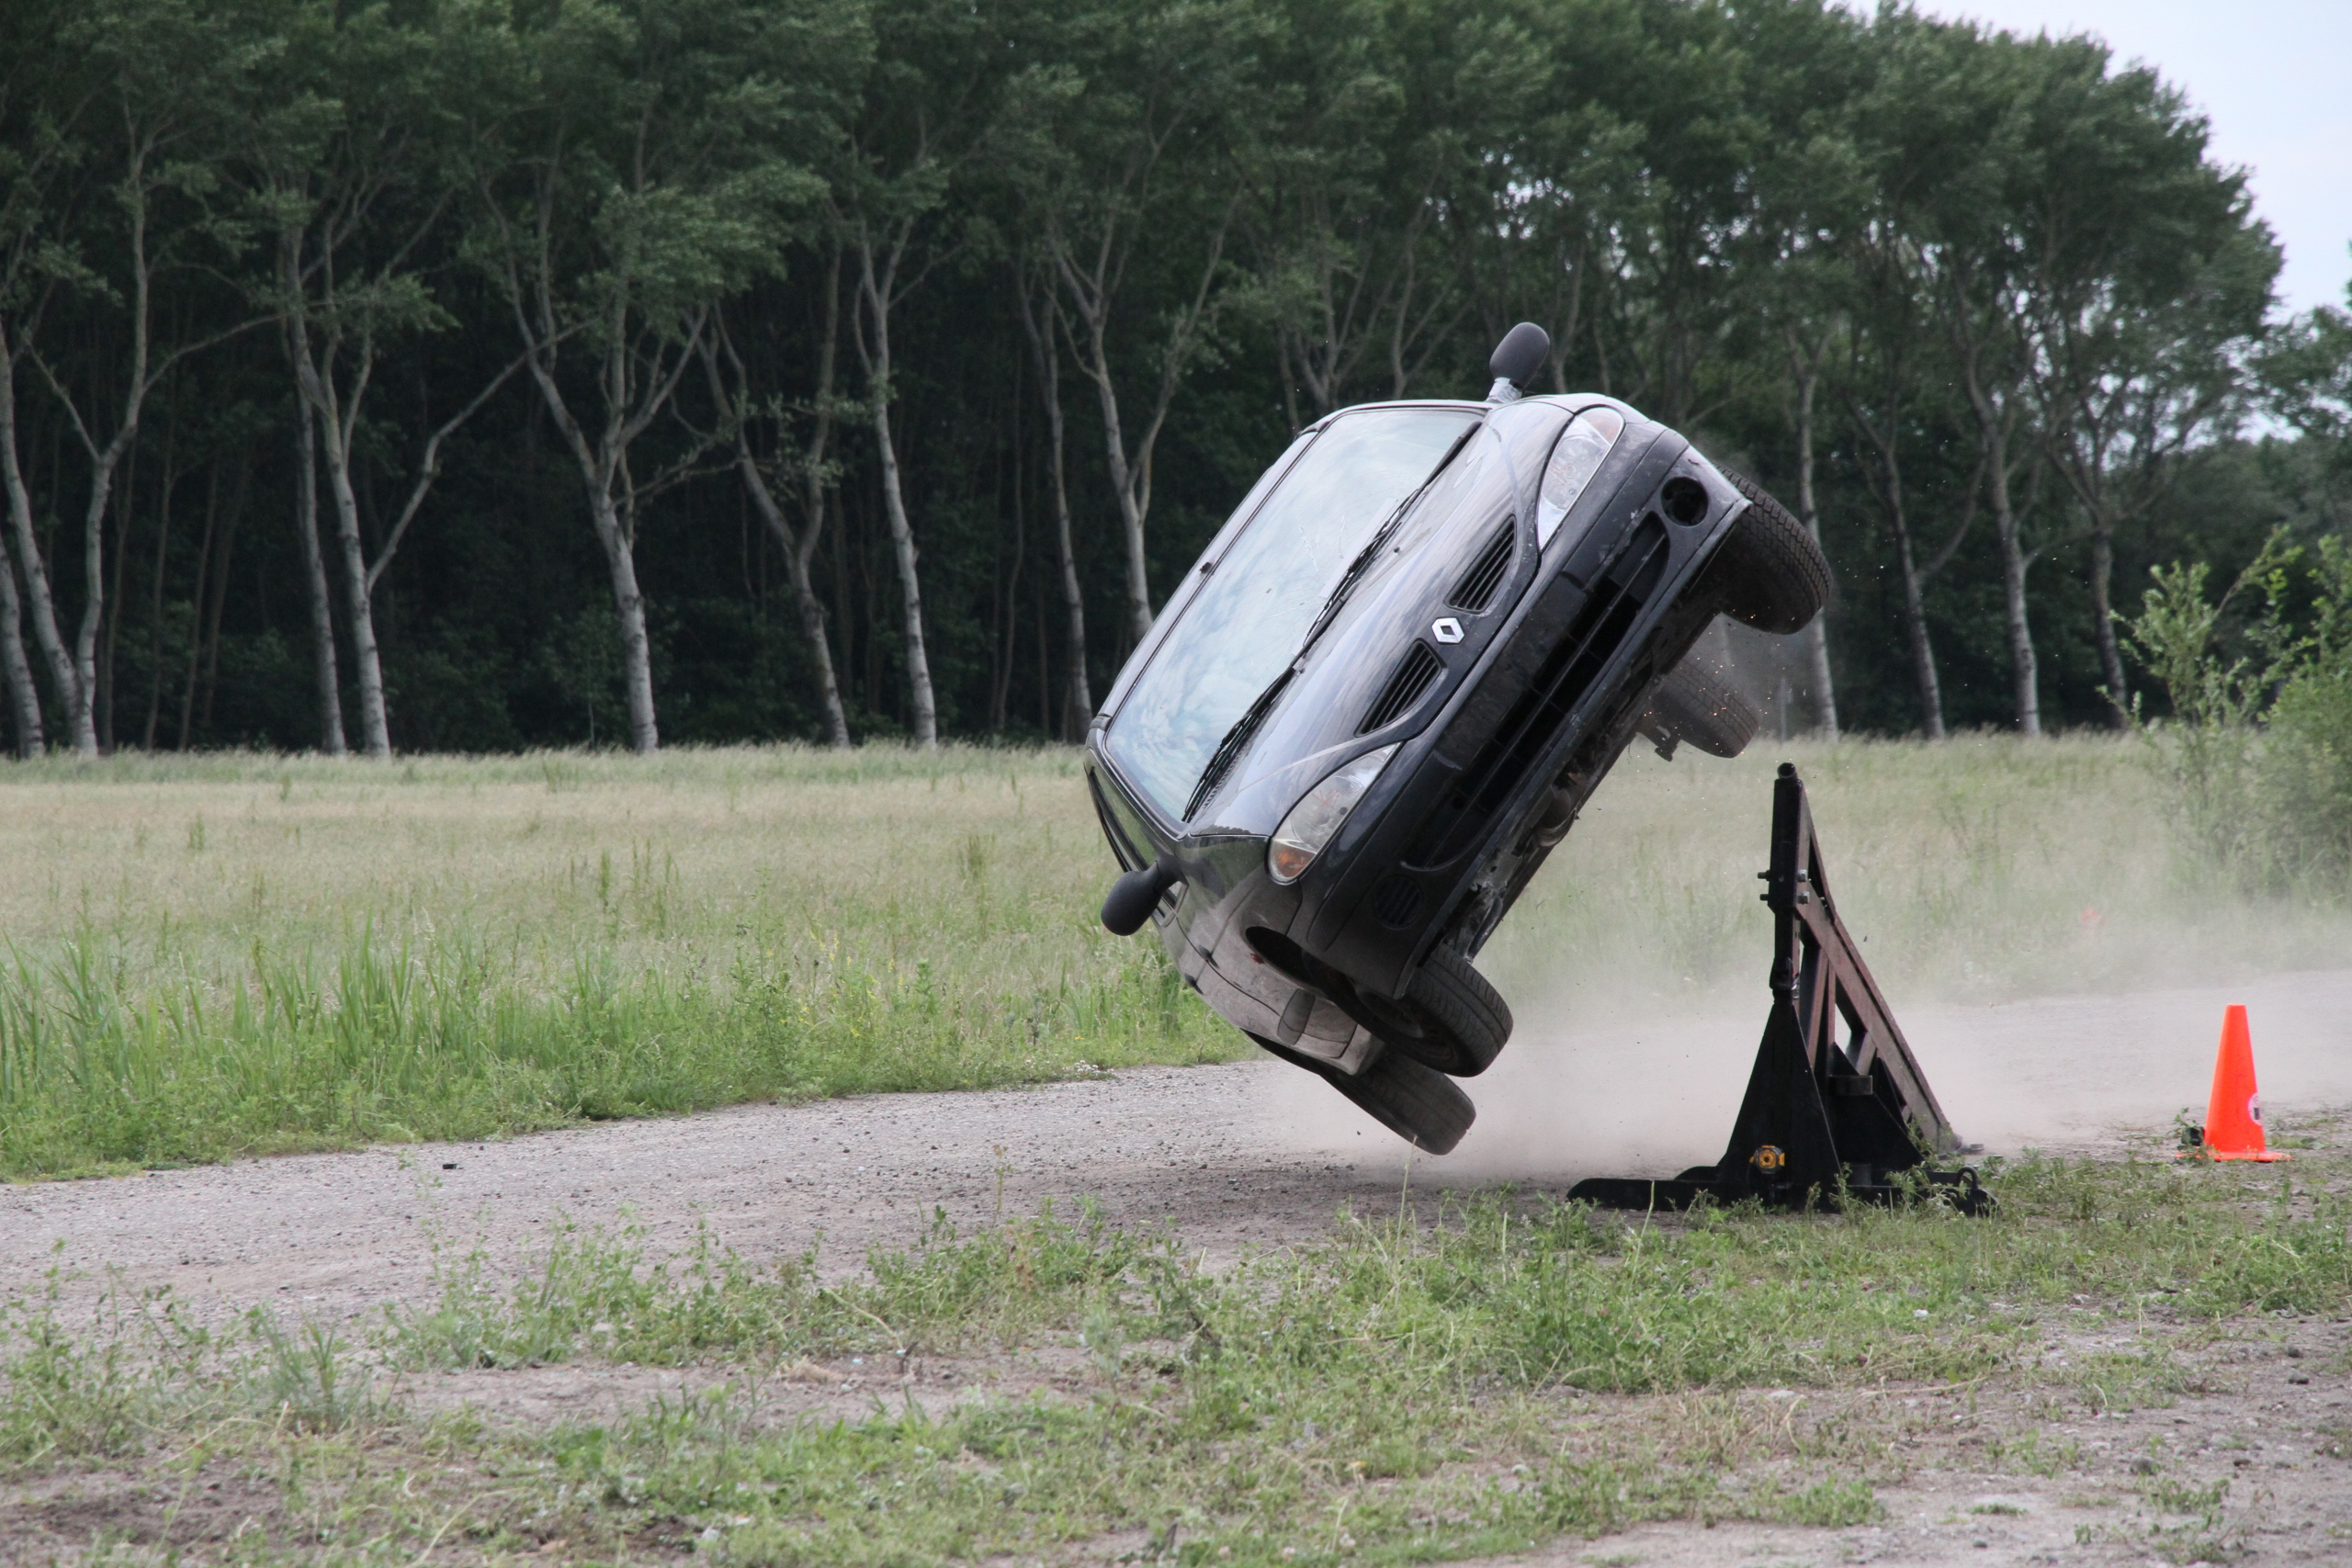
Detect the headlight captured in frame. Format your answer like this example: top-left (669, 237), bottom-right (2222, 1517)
top-left (1534, 408), bottom-right (1624, 547)
top-left (1268, 745), bottom-right (1397, 884)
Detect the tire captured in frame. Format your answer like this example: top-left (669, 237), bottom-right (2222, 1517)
top-left (1702, 469), bottom-right (1830, 637)
top-left (1257, 1035), bottom-right (1476, 1154)
top-left (1637, 637), bottom-right (1762, 760)
top-left (1350, 946), bottom-right (1513, 1077)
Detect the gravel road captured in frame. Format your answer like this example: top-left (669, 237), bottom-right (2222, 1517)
top-left (8, 966), bottom-right (2349, 1326)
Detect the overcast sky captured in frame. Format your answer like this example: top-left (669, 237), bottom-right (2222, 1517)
top-left (1890, 0), bottom-right (2350, 317)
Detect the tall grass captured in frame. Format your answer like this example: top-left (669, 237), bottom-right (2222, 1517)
top-left (6, 737), bottom-right (2352, 1177)
top-left (0, 747), bottom-right (1227, 1176)
top-left (1486, 731), bottom-right (2352, 1014)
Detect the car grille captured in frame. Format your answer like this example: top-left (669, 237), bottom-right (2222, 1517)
top-left (1447, 523), bottom-right (1516, 613)
top-left (1369, 874), bottom-right (1422, 929)
top-left (1359, 641), bottom-right (1443, 734)
top-left (1406, 514), bottom-right (1672, 869)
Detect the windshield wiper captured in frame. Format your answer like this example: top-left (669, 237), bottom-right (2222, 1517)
top-left (1296, 421), bottom-right (1480, 653)
top-left (1182, 420), bottom-right (1480, 821)
top-left (1184, 668), bottom-right (1294, 821)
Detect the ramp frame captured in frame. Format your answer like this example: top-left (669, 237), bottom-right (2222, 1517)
top-left (1569, 761), bottom-right (1991, 1214)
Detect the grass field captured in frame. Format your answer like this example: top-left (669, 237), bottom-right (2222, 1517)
top-left (5, 735), bottom-right (2351, 1179)
top-left (5, 1134), bottom-right (2346, 1563)
top-left (0, 748), bottom-right (1234, 1178)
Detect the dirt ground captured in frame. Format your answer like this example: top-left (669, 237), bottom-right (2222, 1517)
top-left (6, 966), bottom-right (2351, 1563)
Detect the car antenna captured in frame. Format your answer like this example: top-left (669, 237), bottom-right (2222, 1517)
top-left (1487, 321), bottom-right (1550, 403)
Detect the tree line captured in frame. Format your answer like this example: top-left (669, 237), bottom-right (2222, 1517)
top-left (1, 0), bottom-right (2345, 760)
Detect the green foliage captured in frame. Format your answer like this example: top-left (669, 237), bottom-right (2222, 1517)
top-left (2120, 537), bottom-right (2295, 868)
top-left (2126, 533), bottom-right (2352, 888)
top-left (0, 0), bottom-right (2335, 761)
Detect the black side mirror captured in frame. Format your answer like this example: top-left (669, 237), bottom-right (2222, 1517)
top-left (1101, 857), bottom-right (1182, 935)
top-left (1487, 321), bottom-right (1551, 397)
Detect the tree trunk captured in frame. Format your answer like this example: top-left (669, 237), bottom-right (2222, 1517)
top-left (283, 251), bottom-right (391, 756)
top-left (2087, 513), bottom-right (2128, 722)
top-left (0, 326), bottom-right (72, 752)
top-left (785, 515), bottom-right (850, 747)
top-left (1086, 352), bottom-right (1154, 644)
top-left (0, 523), bottom-right (40, 756)
top-left (1786, 330), bottom-right (1838, 739)
top-left (724, 409), bottom-right (850, 749)
top-left (1946, 275), bottom-right (2041, 739)
top-left (1015, 273), bottom-right (1091, 738)
top-left (869, 395), bottom-right (936, 747)
top-left (1052, 204), bottom-right (1234, 649)
top-left (853, 235), bottom-right (938, 748)
top-left (51, 185), bottom-right (175, 758)
top-left (1888, 489), bottom-right (1947, 742)
top-left (66, 448), bottom-right (115, 757)
top-left (141, 430), bottom-right (176, 751)
top-left (787, 262), bottom-right (851, 746)
top-left (513, 310), bottom-right (667, 755)
top-left (286, 240), bottom-right (526, 758)
top-left (1981, 414), bottom-right (2041, 737)
top-left (584, 488), bottom-right (659, 753)
top-left (321, 436), bottom-right (390, 757)
top-left (1852, 386), bottom-right (1945, 740)
top-left (293, 410), bottom-right (348, 755)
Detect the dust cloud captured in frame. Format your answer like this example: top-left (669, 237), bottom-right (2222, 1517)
top-left (1268, 967), bottom-right (2352, 1183)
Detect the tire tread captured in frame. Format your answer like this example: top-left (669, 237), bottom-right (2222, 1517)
top-left (1708, 470), bottom-right (1830, 636)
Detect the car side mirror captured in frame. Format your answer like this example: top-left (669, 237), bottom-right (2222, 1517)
top-left (1101, 856), bottom-right (1182, 935)
top-left (1487, 321), bottom-right (1551, 401)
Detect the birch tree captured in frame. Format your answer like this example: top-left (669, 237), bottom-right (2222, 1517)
top-left (829, 0), bottom-right (1013, 746)
top-left (1029, 0), bottom-right (1271, 644)
top-left (1244, 0), bottom-right (1499, 420)
top-left (2015, 58), bottom-right (2274, 719)
top-left (0, 0), bottom-right (91, 755)
top-left (698, 284), bottom-right (853, 747)
top-left (287, 385), bottom-right (345, 750)
top-left (1, 5), bottom-right (113, 757)
top-left (1013, 254), bottom-right (1091, 737)
top-left (246, 1), bottom-right (523, 757)
top-left (470, 0), bottom-right (859, 753)
top-left (11, 0), bottom-right (262, 756)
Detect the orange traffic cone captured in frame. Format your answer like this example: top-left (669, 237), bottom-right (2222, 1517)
top-left (2184, 1005), bottom-right (2289, 1162)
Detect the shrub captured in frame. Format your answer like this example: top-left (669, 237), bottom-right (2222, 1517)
top-left (2125, 531), bottom-right (2352, 889)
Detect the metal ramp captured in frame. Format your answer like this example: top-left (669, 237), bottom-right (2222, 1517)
top-left (1568, 762), bottom-right (1992, 1215)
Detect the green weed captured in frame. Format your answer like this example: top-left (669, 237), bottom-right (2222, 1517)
top-left (6, 1135), bottom-right (2348, 1565)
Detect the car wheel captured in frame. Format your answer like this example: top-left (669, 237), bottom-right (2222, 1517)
top-left (1255, 1034), bottom-right (1476, 1154)
top-left (1351, 946), bottom-right (1513, 1077)
top-left (1637, 648), bottom-right (1761, 760)
top-left (1702, 469), bottom-right (1830, 637)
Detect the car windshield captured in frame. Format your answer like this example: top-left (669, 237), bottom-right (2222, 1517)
top-left (1104, 406), bottom-right (1482, 822)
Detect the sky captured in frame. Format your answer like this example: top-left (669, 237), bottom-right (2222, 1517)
top-left (1900, 0), bottom-right (2351, 317)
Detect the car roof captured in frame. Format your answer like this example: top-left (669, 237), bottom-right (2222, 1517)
top-left (1306, 392), bottom-right (1637, 432)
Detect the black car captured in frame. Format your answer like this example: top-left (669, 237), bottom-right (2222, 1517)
top-left (1087, 324), bottom-right (1828, 1154)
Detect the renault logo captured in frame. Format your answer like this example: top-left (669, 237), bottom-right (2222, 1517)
top-left (1431, 617), bottom-right (1464, 644)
